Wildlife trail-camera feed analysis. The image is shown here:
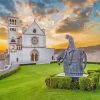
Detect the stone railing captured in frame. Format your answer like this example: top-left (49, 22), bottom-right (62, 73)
top-left (0, 63), bottom-right (19, 75)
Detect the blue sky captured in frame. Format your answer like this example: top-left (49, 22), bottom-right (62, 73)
top-left (0, 0), bottom-right (100, 22)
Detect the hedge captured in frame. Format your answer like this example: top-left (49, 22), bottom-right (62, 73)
top-left (45, 71), bottom-right (100, 91)
top-left (0, 66), bottom-right (20, 80)
top-left (71, 80), bottom-right (79, 89)
top-left (45, 76), bottom-right (72, 89)
top-left (87, 69), bottom-right (100, 74)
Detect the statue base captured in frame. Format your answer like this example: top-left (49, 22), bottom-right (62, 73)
top-left (56, 73), bottom-right (88, 77)
top-left (56, 73), bottom-right (88, 82)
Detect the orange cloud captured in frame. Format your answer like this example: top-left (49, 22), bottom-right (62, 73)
top-left (0, 39), bottom-right (8, 51)
top-left (50, 34), bottom-right (100, 49)
top-left (0, 27), bottom-right (8, 40)
top-left (0, 0), bottom-right (100, 51)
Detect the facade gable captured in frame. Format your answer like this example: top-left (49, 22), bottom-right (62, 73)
top-left (23, 20), bottom-right (45, 36)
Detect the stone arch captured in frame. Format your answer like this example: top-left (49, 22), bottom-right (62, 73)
top-left (31, 49), bottom-right (39, 62)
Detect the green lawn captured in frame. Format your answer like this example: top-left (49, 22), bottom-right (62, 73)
top-left (0, 63), bottom-right (100, 100)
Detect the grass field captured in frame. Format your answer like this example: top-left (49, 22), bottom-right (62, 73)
top-left (0, 63), bottom-right (100, 100)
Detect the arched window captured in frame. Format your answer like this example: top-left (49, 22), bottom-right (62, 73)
top-left (15, 20), bottom-right (16, 25)
top-left (52, 56), bottom-right (54, 60)
top-left (10, 19), bottom-right (12, 24)
top-left (16, 58), bottom-right (18, 62)
top-left (11, 19), bottom-right (14, 25)
top-left (10, 28), bottom-right (12, 31)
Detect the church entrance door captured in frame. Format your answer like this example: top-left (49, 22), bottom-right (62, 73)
top-left (31, 50), bottom-right (39, 62)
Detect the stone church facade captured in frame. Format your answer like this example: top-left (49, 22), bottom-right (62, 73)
top-left (8, 16), bottom-right (54, 65)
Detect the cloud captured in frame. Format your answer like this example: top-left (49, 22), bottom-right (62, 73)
top-left (30, 0), bottom-right (60, 15)
top-left (0, 5), bottom-right (12, 17)
top-left (0, 0), bottom-right (100, 50)
top-left (46, 8), bottom-right (59, 14)
top-left (0, 27), bottom-right (8, 40)
top-left (50, 33), bottom-right (100, 49)
top-left (62, 0), bottom-right (98, 4)
top-left (0, 0), bottom-right (16, 16)
top-left (0, 39), bottom-right (8, 51)
top-left (55, 18), bottom-right (83, 33)
top-left (55, 11), bottom-right (91, 33)
top-left (54, 0), bottom-right (95, 33)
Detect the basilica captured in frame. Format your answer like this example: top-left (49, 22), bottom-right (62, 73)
top-left (8, 16), bottom-right (54, 65)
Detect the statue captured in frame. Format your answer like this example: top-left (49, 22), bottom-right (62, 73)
top-left (57, 35), bottom-right (87, 77)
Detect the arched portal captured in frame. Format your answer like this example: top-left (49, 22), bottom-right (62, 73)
top-left (31, 49), bottom-right (39, 62)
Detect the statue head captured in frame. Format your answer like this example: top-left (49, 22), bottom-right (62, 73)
top-left (66, 34), bottom-right (75, 50)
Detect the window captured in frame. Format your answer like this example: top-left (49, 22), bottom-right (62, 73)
top-left (15, 20), bottom-right (16, 25)
top-left (11, 39), bottom-right (16, 43)
top-left (10, 28), bottom-right (16, 31)
top-left (14, 28), bottom-right (16, 31)
top-left (10, 28), bottom-right (12, 31)
top-left (52, 56), bottom-right (54, 60)
top-left (31, 36), bottom-right (38, 45)
top-left (12, 19), bottom-right (14, 25)
top-left (10, 19), bottom-right (12, 24)
top-left (33, 29), bottom-right (36, 33)
top-left (16, 58), bottom-right (19, 62)
top-left (31, 49), bottom-right (39, 61)
top-left (12, 28), bottom-right (15, 31)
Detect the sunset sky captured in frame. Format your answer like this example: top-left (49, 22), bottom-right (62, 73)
top-left (0, 0), bottom-right (100, 51)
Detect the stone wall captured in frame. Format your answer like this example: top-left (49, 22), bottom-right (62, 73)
top-left (86, 51), bottom-right (100, 63)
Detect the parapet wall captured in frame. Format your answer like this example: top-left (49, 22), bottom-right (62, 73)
top-left (86, 51), bottom-right (100, 63)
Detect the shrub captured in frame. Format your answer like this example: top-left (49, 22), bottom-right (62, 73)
top-left (45, 76), bottom-right (72, 89)
top-left (89, 77), bottom-right (96, 90)
top-left (79, 77), bottom-right (90, 90)
top-left (71, 80), bottom-right (79, 90)
top-left (45, 77), bottom-right (51, 87)
top-left (45, 71), bottom-right (100, 91)
top-left (79, 73), bottom-right (99, 91)
top-left (57, 77), bottom-right (72, 89)
top-left (62, 77), bottom-right (72, 89)
top-left (87, 70), bottom-right (97, 74)
top-left (45, 77), bottom-right (59, 88)
top-left (87, 69), bottom-right (100, 74)
top-left (98, 70), bottom-right (100, 73)
top-left (57, 77), bottom-right (64, 89)
top-left (50, 77), bottom-right (59, 88)
top-left (90, 72), bottom-right (100, 86)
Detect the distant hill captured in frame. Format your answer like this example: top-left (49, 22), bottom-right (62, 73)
top-left (80, 45), bottom-right (100, 53)
top-left (55, 45), bottom-right (100, 63)
top-left (55, 45), bottom-right (100, 54)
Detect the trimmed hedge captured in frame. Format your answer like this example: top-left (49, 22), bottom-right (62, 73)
top-left (87, 69), bottom-right (100, 74)
top-left (71, 80), bottom-right (79, 89)
top-left (79, 72), bottom-right (100, 91)
top-left (45, 71), bottom-right (100, 91)
top-left (45, 76), bottom-right (72, 89)
top-left (0, 66), bottom-right (20, 80)
top-left (79, 76), bottom-right (98, 91)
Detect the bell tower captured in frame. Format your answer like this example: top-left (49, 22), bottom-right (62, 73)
top-left (8, 16), bottom-right (19, 64)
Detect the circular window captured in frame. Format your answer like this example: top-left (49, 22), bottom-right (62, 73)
top-left (33, 29), bottom-right (36, 33)
top-left (31, 36), bottom-right (38, 45)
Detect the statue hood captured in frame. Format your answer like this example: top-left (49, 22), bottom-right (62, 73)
top-left (66, 35), bottom-right (75, 50)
